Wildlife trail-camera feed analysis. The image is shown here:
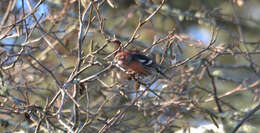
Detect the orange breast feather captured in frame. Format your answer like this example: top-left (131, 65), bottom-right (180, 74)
top-left (128, 61), bottom-right (150, 76)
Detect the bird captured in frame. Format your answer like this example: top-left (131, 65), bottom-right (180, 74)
top-left (110, 39), bottom-right (170, 93)
top-left (113, 50), bottom-right (170, 80)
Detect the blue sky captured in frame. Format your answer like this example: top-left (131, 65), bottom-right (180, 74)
top-left (1, 0), bottom-right (49, 48)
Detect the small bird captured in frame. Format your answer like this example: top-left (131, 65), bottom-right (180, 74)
top-left (109, 38), bottom-right (170, 80)
top-left (113, 50), bottom-right (170, 80)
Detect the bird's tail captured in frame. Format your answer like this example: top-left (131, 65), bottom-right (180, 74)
top-left (155, 67), bottom-right (171, 80)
